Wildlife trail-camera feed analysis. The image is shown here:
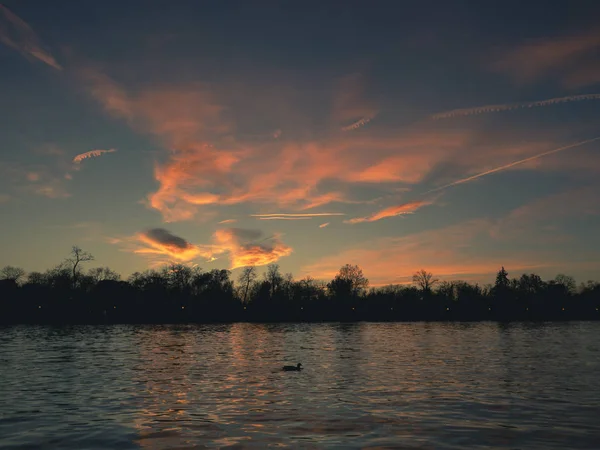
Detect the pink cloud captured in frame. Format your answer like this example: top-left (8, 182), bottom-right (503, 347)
top-left (120, 227), bottom-right (292, 270)
top-left (0, 4), bottom-right (62, 70)
top-left (213, 228), bottom-right (292, 269)
top-left (134, 228), bottom-right (205, 262)
top-left (346, 200), bottom-right (434, 224)
top-left (81, 69), bottom-right (600, 225)
top-left (491, 29), bottom-right (600, 87)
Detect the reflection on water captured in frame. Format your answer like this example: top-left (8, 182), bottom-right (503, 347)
top-left (1, 322), bottom-right (599, 449)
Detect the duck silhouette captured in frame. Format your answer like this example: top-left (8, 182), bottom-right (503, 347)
top-left (282, 363), bottom-right (303, 371)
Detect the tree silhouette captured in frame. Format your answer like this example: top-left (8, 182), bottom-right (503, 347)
top-left (328, 264), bottom-right (369, 298)
top-left (412, 269), bottom-right (438, 292)
top-left (265, 263), bottom-right (283, 298)
top-left (495, 266), bottom-right (509, 289)
top-left (554, 274), bottom-right (576, 294)
top-left (66, 246), bottom-right (94, 288)
top-left (88, 267), bottom-right (120, 284)
top-left (0, 266), bottom-right (26, 283)
top-left (1, 255), bottom-right (599, 325)
top-left (238, 266), bottom-right (257, 303)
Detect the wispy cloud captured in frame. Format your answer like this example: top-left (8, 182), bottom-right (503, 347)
top-left (251, 213), bottom-right (345, 218)
top-left (431, 94), bottom-right (600, 120)
top-left (346, 200), bottom-right (434, 224)
top-left (257, 216), bottom-right (312, 221)
top-left (0, 4), bottom-right (62, 70)
top-left (73, 148), bottom-right (117, 164)
top-left (218, 219), bottom-right (237, 224)
top-left (82, 69), bottom-right (600, 225)
top-left (491, 29), bottom-right (600, 87)
top-left (319, 222), bottom-right (330, 228)
top-left (426, 137), bottom-right (600, 194)
top-left (1, 162), bottom-right (71, 199)
top-left (490, 185), bottom-right (600, 241)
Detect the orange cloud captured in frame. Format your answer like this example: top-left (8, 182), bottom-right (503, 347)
top-left (125, 227), bottom-right (292, 270)
top-left (0, 4), bottom-right (62, 70)
top-left (213, 228), bottom-right (292, 269)
top-left (319, 222), bottom-right (330, 228)
top-left (491, 29), bottom-right (600, 87)
top-left (346, 200), bottom-right (434, 224)
top-left (82, 69), bottom-right (600, 224)
top-left (73, 149), bottom-right (117, 164)
top-left (134, 228), bottom-right (204, 262)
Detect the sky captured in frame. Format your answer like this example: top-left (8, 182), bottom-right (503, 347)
top-left (1, 0), bottom-right (600, 286)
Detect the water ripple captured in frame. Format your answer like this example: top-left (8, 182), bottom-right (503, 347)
top-left (1, 322), bottom-right (599, 449)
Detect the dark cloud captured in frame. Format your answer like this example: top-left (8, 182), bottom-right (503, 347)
top-left (144, 228), bottom-right (191, 249)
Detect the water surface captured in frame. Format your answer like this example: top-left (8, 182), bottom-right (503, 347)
top-left (1, 322), bottom-right (599, 449)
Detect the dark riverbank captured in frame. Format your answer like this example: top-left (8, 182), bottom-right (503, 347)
top-left (2, 263), bottom-right (599, 325)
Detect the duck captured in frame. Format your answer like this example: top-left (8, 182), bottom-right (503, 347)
top-left (282, 363), bottom-right (303, 371)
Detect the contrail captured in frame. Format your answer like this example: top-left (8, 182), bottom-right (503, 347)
top-left (341, 113), bottom-right (377, 131)
top-left (425, 137), bottom-right (600, 194)
top-left (251, 213), bottom-right (345, 217)
top-left (431, 94), bottom-right (600, 120)
top-left (73, 148), bottom-right (117, 163)
top-left (257, 217), bottom-right (312, 221)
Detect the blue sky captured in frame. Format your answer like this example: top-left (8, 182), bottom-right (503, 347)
top-left (1, 0), bottom-right (599, 285)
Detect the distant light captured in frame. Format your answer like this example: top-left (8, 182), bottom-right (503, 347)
top-left (243, 306), bottom-right (246, 310)
top-left (390, 307), bottom-right (393, 310)
top-left (488, 307), bottom-right (491, 311)
top-left (38, 305), bottom-right (42, 309)
top-left (526, 308), bottom-right (529, 311)
top-left (446, 307), bottom-right (450, 311)
top-left (352, 307), bottom-right (355, 310)
top-left (562, 307), bottom-right (565, 311)
top-left (113, 306), bottom-right (116, 309)
top-left (300, 307), bottom-right (303, 310)
top-left (181, 306), bottom-right (185, 309)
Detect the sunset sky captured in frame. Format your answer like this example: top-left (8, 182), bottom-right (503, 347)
top-left (1, 0), bottom-right (599, 286)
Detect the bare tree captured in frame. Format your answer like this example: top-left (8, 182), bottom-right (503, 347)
top-left (265, 263), bottom-right (283, 297)
top-left (238, 266), bottom-right (257, 303)
top-left (412, 269), bottom-right (439, 292)
top-left (88, 267), bottom-right (121, 284)
top-left (0, 265), bottom-right (26, 283)
top-left (554, 274), bottom-right (576, 294)
top-left (66, 246), bottom-right (94, 287)
top-left (328, 264), bottom-right (369, 297)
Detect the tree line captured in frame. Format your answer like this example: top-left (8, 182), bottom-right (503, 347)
top-left (1, 246), bottom-right (599, 324)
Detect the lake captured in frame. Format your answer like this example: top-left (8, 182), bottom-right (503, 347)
top-left (1, 322), bottom-right (599, 449)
